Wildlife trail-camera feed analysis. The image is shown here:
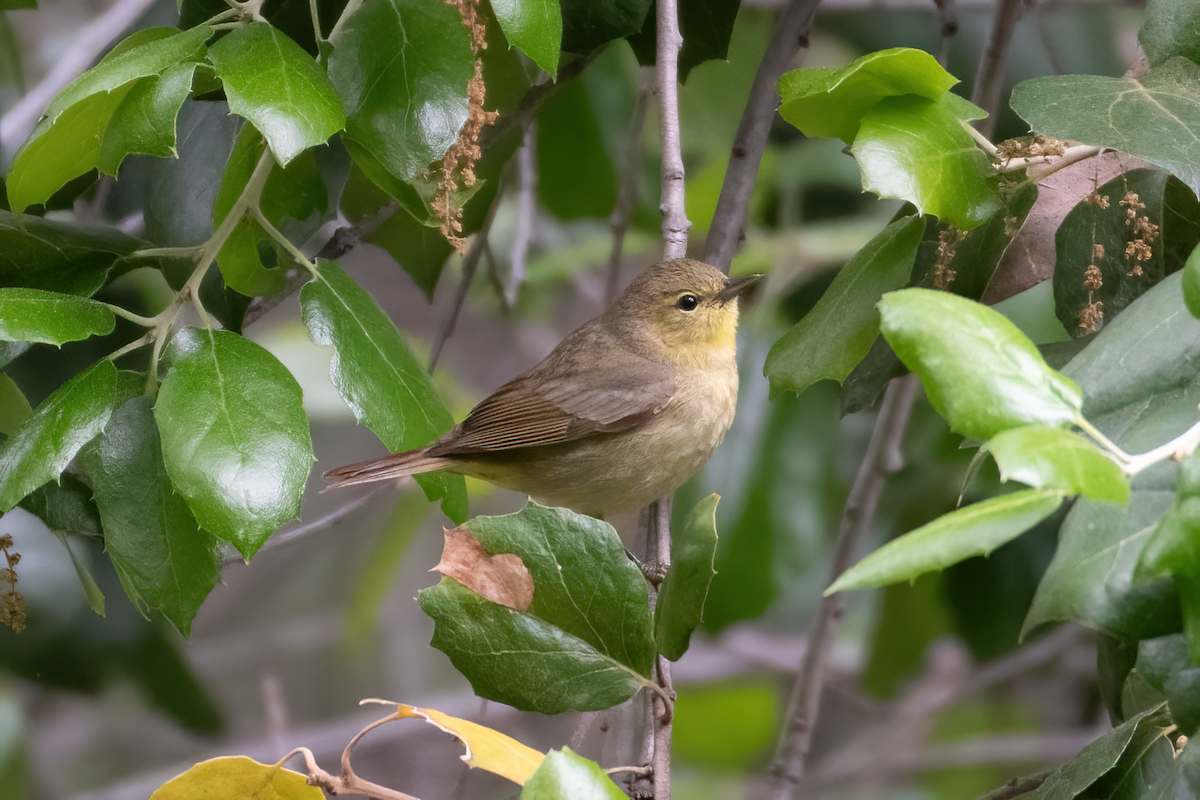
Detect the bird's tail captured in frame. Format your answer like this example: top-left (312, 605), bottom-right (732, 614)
top-left (323, 449), bottom-right (454, 490)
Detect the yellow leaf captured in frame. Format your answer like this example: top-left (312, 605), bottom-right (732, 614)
top-left (150, 755), bottom-right (321, 800)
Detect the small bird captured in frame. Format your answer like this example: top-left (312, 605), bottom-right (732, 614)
top-left (324, 258), bottom-right (759, 518)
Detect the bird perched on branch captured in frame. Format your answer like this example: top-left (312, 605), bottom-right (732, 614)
top-left (325, 258), bottom-right (759, 519)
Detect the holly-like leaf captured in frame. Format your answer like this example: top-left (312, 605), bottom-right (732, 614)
top-left (79, 398), bottom-right (222, 637)
top-left (656, 494), bottom-right (719, 661)
top-left (520, 749), bottom-right (626, 799)
top-left (1011, 58), bottom-right (1200, 199)
top-left (0, 360), bottom-right (117, 513)
top-left (491, 0), bottom-right (562, 76)
top-left (778, 47), bottom-right (961, 144)
top-left (154, 327), bottom-right (313, 559)
top-left (328, 0), bottom-right (474, 186)
top-left (418, 503), bottom-right (656, 713)
top-left (97, 61), bottom-right (199, 174)
top-left (1135, 635), bottom-right (1200, 736)
top-left (827, 488), bottom-right (1065, 594)
top-left (852, 95), bottom-right (1000, 229)
top-left (983, 426), bottom-right (1130, 504)
top-left (0, 288), bottom-right (115, 346)
top-left (879, 288), bottom-right (1083, 441)
top-left (301, 260), bottom-right (466, 521)
top-left (560, 0), bottom-right (651, 54)
top-left (626, 0), bottom-right (742, 82)
top-left (0, 211), bottom-right (141, 296)
top-left (149, 756), bottom-right (322, 800)
top-left (0, 375), bottom-right (32, 438)
top-left (765, 215), bottom-right (923, 397)
top-left (207, 23), bottom-right (345, 166)
top-left (1136, 497), bottom-right (1200, 582)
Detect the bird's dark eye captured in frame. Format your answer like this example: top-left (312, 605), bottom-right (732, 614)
top-left (677, 294), bottom-right (700, 311)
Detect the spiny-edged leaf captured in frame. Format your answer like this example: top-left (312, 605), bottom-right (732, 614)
top-left (520, 748), bottom-right (626, 799)
top-left (328, 0), bottom-right (474, 186)
top-left (1183, 242), bottom-right (1200, 319)
top-left (626, 0), bottom-right (741, 82)
top-left (454, 502), bottom-right (655, 675)
top-left (1140, 0), bottom-right (1200, 67)
top-left (492, 0), bottom-right (562, 76)
top-left (827, 488), bottom-right (1065, 594)
top-left (0, 288), bottom-right (115, 346)
top-left (778, 47), bottom-right (961, 144)
top-left (853, 95), bottom-right (1000, 229)
top-left (300, 260), bottom-right (466, 521)
top-left (149, 755), bottom-right (323, 800)
top-left (97, 61), bottom-right (198, 174)
top-left (880, 288), bottom-right (1083, 440)
top-left (656, 493), bottom-right (719, 661)
top-left (1053, 169), bottom-right (1200, 336)
top-left (0, 209), bottom-right (139, 298)
top-left (206, 23), bottom-right (344, 166)
top-left (154, 327), bottom-right (312, 559)
top-left (1011, 58), bottom-right (1200, 199)
top-left (765, 215), bottom-right (922, 397)
top-left (1023, 490), bottom-right (1181, 642)
top-left (78, 398), bottom-right (221, 637)
top-left (419, 577), bottom-right (654, 713)
top-left (0, 360), bottom-right (117, 513)
top-left (391, 702), bottom-right (544, 784)
top-left (0, 374), bottom-right (32, 437)
top-left (983, 426), bottom-right (1130, 504)
top-left (1029, 705), bottom-right (1172, 800)
top-left (560, 0), bottom-right (651, 53)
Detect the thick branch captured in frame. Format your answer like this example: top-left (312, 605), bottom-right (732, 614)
top-left (704, 0), bottom-right (822, 273)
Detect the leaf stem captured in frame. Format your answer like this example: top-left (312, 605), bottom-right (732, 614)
top-left (252, 205), bottom-right (319, 277)
top-left (1075, 415), bottom-right (1131, 464)
top-left (1123, 418), bottom-right (1200, 475)
top-left (104, 304), bottom-right (159, 327)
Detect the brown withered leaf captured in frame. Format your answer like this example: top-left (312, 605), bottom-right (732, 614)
top-left (433, 528), bottom-right (534, 611)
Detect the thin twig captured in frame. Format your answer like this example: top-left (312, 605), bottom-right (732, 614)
top-left (656, 0), bottom-right (689, 261)
top-left (934, 0), bottom-right (959, 65)
top-left (703, 0), bottom-right (822, 273)
top-left (506, 121), bottom-right (536, 309)
top-left (429, 181), bottom-right (505, 371)
top-left (607, 68), bottom-right (654, 305)
top-left (970, 0), bottom-right (1024, 140)
top-left (765, 374), bottom-right (920, 799)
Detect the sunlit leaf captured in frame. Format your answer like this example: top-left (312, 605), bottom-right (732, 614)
top-left (827, 489), bottom-right (1065, 594)
top-left (491, 0), bottom-right (562, 76)
top-left (983, 426), bottom-right (1130, 504)
top-left (150, 755), bottom-right (321, 800)
top-left (389, 702), bottom-right (544, 784)
top-left (520, 748), bottom-right (625, 799)
top-left (879, 288), bottom-right (1083, 441)
top-left (0, 288), bottom-right (115, 346)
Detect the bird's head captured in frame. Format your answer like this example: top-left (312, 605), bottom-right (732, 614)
top-left (615, 258), bottom-right (760, 368)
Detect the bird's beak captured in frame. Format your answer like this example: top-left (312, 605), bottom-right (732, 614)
top-left (716, 273), bottom-right (763, 305)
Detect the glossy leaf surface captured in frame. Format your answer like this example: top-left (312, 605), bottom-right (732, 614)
top-left (0, 288), bottom-right (115, 346)
top-left (491, 0), bottom-right (562, 76)
top-left (656, 493), bottom-right (719, 661)
top-left (984, 426), bottom-right (1130, 504)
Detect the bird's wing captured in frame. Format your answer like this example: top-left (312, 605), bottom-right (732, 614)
top-left (429, 332), bottom-right (675, 455)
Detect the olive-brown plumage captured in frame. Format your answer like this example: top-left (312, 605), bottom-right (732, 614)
top-left (324, 258), bottom-right (758, 518)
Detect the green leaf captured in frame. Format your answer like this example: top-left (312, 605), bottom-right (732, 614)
top-left (778, 47), bottom-right (961, 144)
top-left (0, 288), bottom-right (115, 346)
top-left (1142, 736), bottom-right (1200, 800)
top-left (47, 529), bottom-right (106, 616)
top-left (1134, 634), bottom-right (1200, 736)
top-left (154, 327), bottom-right (313, 558)
top-left (0, 360), bottom-right (117, 513)
top-left (0, 210), bottom-right (140, 296)
top-left (625, 0), bottom-right (742, 82)
top-left (656, 493), bottom-right (719, 661)
top-left (1029, 705), bottom-right (1171, 800)
top-left (1023, 490), bottom-right (1181, 642)
top-left (536, 77), bottom-right (619, 221)
top-left (1136, 497), bottom-right (1200, 581)
top-left (765, 215), bottom-right (922, 396)
top-left (301, 260), bottom-right (466, 521)
top-left (149, 756), bottom-right (323, 800)
top-left (0, 374), bottom-right (32, 437)
top-left (827, 488), bottom-right (1065, 594)
top-left (852, 95), bottom-right (1000, 229)
top-left (520, 749), bottom-right (626, 799)
top-left (418, 503), bottom-right (656, 713)
top-left (419, 578), bottom-right (652, 713)
top-left (492, 0), bottom-right (562, 76)
top-left (6, 25), bottom-right (211, 211)
top-left (560, 0), bottom-right (651, 53)
top-left (879, 288), bottom-right (1083, 441)
top-left (207, 23), bottom-right (345, 166)
top-left (79, 398), bottom-right (222, 636)
top-left (1139, 0), bottom-right (1200, 66)
top-left (983, 426), bottom-right (1130, 504)
top-left (1053, 170), bottom-right (1200, 335)
top-left (328, 0), bottom-right (474, 184)
top-left (1183, 242), bottom-right (1200, 318)
top-left (1011, 59), bottom-right (1200, 199)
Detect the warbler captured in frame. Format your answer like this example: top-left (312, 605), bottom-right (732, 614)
top-left (324, 258), bottom-right (759, 518)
